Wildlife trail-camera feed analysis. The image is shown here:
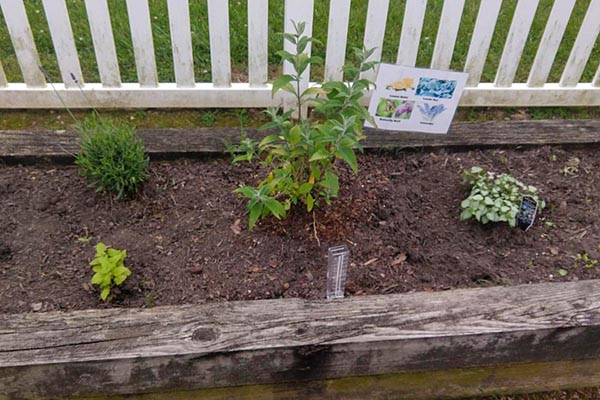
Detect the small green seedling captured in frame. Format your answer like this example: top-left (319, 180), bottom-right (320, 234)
top-left (90, 242), bottom-right (131, 301)
top-left (575, 252), bottom-right (598, 269)
top-left (460, 166), bottom-right (544, 227)
top-left (558, 268), bottom-right (568, 277)
top-left (544, 221), bottom-right (556, 228)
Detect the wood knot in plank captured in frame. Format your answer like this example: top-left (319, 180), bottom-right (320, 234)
top-left (191, 327), bottom-right (217, 342)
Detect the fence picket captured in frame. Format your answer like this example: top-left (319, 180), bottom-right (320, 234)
top-left (283, 0), bottom-right (314, 115)
top-left (494, 0), bottom-right (540, 87)
top-left (527, 0), bottom-right (576, 87)
top-left (0, 61), bottom-right (6, 87)
top-left (324, 0), bottom-right (351, 82)
top-left (167, 0), bottom-right (195, 88)
top-left (41, 0), bottom-right (83, 87)
top-left (560, 0), bottom-right (600, 87)
top-left (207, 0), bottom-right (232, 87)
top-left (84, 0), bottom-right (121, 87)
top-left (396, 0), bottom-right (427, 67)
top-left (0, 0), bottom-right (45, 87)
top-left (125, 0), bottom-right (158, 87)
top-left (361, 0), bottom-right (390, 81)
top-left (464, 0), bottom-right (502, 86)
top-left (248, 0), bottom-right (268, 87)
top-left (594, 66), bottom-right (600, 87)
top-left (431, 0), bottom-right (465, 70)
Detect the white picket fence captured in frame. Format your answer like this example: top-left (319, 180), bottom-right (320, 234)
top-left (0, 0), bottom-right (599, 109)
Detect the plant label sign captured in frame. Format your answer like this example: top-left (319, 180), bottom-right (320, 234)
top-left (327, 245), bottom-right (349, 299)
top-left (366, 63), bottom-right (468, 134)
top-left (517, 195), bottom-right (539, 232)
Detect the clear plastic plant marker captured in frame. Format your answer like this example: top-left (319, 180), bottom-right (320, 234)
top-left (327, 245), bottom-right (349, 299)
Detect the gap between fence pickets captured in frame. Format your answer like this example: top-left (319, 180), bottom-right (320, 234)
top-left (1, 280), bottom-right (600, 399)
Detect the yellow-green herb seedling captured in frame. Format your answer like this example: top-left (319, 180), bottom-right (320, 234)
top-left (90, 242), bottom-right (132, 301)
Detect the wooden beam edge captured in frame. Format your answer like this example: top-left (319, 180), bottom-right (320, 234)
top-left (2, 280), bottom-right (600, 399)
top-left (0, 119), bottom-right (599, 160)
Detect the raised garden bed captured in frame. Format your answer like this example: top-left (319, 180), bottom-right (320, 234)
top-left (1, 121), bottom-right (600, 399)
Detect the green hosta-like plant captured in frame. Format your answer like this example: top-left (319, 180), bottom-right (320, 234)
top-left (460, 166), bottom-right (545, 227)
top-left (233, 21), bottom-right (377, 229)
top-left (90, 242), bottom-right (132, 301)
top-left (75, 114), bottom-right (148, 199)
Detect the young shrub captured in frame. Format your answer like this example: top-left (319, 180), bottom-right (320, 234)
top-left (460, 166), bottom-right (545, 227)
top-left (75, 115), bottom-right (148, 199)
top-left (232, 21), bottom-right (377, 229)
top-left (89, 242), bottom-right (132, 301)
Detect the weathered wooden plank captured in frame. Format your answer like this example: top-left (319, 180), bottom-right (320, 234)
top-left (2, 119), bottom-right (600, 160)
top-left (430, 0), bottom-right (465, 70)
top-left (167, 0), bottom-right (195, 88)
top-left (207, 0), bottom-right (231, 87)
top-left (361, 0), bottom-right (390, 81)
top-left (527, 0), bottom-right (576, 87)
top-left (396, 0), bottom-right (427, 67)
top-left (125, 0), bottom-right (158, 87)
top-left (324, 0), bottom-right (351, 82)
top-left (61, 359), bottom-right (600, 400)
top-left (247, 0), bottom-right (269, 87)
top-left (494, 0), bottom-right (540, 87)
top-left (560, 0), bottom-right (600, 87)
top-left (2, 280), bottom-right (600, 399)
top-left (84, 0), bottom-right (121, 87)
top-left (0, 0), bottom-right (46, 87)
top-left (464, 0), bottom-right (502, 86)
top-left (41, 0), bottom-right (84, 87)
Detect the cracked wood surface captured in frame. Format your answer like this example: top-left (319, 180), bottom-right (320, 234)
top-left (2, 280), bottom-right (600, 398)
top-left (1, 119), bottom-right (600, 160)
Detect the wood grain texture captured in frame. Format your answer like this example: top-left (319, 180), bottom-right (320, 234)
top-left (67, 359), bottom-right (600, 400)
top-left (2, 280), bottom-right (600, 399)
top-left (1, 119), bottom-right (600, 160)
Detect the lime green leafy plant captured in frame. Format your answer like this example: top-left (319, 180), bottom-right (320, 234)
top-left (460, 166), bottom-right (545, 227)
top-left (232, 21), bottom-right (377, 229)
top-left (75, 114), bottom-right (149, 199)
top-left (90, 242), bottom-right (132, 301)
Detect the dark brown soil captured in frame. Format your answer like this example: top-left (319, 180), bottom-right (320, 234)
top-left (1, 146), bottom-right (599, 314)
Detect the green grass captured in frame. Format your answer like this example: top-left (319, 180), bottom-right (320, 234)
top-left (1, 0), bottom-right (599, 85)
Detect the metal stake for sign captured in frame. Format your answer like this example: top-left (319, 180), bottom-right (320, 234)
top-left (327, 245), bottom-right (349, 299)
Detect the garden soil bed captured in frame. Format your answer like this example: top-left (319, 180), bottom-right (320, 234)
top-left (1, 145), bottom-right (599, 314)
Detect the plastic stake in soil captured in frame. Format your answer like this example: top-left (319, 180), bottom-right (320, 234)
top-left (327, 245), bottom-right (349, 299)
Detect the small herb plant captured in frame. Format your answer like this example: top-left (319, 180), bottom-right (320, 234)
top-left (75, 114), bottom-right (148, 199)
top-left (232, 21), bottom-right (377, 229)
top-left (460, 166), bottom-right (544, 227)
top-left (90, 242), bottom-right (132, 301)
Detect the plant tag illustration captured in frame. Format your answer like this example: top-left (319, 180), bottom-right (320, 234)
top-left (366, 63), bottom-right (468, 134)
top-left (517, 195), bottom-right (538, 231)
top-left (327, 245), bottom-right (349, 299)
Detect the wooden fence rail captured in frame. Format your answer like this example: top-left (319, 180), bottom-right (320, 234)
top-left (3, 280), bottom-right (600, 399)
top-left (0, 0), bottom-right (600, 109)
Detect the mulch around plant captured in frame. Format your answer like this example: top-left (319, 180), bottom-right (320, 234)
top-left (0, 146), bottom-right (599, 314)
